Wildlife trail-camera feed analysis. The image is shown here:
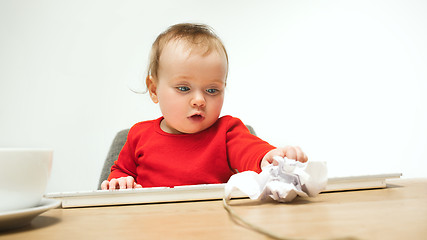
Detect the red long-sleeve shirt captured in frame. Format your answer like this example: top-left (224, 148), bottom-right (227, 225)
top-left (108, 115), bottom-right (275, 187)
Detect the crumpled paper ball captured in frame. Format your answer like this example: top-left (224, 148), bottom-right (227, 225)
top-left (224, 156), bottom-right (328, 202)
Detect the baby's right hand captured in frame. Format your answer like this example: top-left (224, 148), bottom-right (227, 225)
top-left (101, 176), bottom-right (142, 190)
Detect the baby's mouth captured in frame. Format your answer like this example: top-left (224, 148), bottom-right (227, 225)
top-left (188, 113), bottom-right (205, 121)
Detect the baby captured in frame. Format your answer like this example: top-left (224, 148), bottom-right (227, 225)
top-left (101, 23), bottom-right (307, 190)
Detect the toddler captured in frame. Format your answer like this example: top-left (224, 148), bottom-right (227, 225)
top-left (101, 23), bottom-right (307, 190)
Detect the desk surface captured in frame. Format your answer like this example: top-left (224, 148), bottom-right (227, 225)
top-left (1, 178), bottom-right (426, 240)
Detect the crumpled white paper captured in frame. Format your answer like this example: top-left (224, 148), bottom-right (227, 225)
top-left (224, 156), bottom-right (328, 202)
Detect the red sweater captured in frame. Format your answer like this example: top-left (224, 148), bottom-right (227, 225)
top-left (108, 115), bottom-right (275, 187)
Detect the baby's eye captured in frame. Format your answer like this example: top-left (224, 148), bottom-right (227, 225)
top-left (176, 86), bottom-right (190, 92)
top-left (206, 89), bottom-right (219, 94)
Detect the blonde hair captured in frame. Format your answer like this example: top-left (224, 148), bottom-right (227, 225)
top-left (147, 23), bottom-right (229, 81)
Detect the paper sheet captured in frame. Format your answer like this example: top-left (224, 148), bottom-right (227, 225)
top-left (224, 156), bottom-right (328, 202)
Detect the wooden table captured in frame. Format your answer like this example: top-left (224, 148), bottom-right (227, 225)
top-left (1, 178), bottom-right (426, 240)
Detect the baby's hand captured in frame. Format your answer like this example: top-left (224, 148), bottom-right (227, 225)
top-left (261, 146), bottom-right (308, 168)
top-left (100, 176), bottom-right (142, 190)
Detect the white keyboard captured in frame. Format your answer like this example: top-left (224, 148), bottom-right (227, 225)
top-left (45, 173), bottom-right (401, 208)
top-left (45, 183), bottom-right (243, 208)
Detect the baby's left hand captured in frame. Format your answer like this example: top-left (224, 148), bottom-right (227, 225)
top-left (261, 146), bottom-right (308, 168)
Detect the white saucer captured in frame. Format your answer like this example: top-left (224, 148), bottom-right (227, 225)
top-left (0, 198), bottom-right (61, 231)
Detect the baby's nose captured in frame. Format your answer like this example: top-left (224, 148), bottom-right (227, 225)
top-left (191, 92), bottom-right (206, 107)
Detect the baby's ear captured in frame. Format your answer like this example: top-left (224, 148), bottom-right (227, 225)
top-left (146, 75), bottom-right (159, 103)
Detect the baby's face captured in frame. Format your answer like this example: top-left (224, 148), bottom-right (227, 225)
top-left (153, 40), bottom-right (227, 134)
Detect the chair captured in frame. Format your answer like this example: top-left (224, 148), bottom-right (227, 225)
top-left (98, 125), bottom-right (257, 189)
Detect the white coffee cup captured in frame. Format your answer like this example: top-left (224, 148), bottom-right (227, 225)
top-left (0, 148), bottom-right (53, 212)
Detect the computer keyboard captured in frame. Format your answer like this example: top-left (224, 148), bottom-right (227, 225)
top-left (45, 183), bottom-right (244, 208)
top-left (45, 173), bottom-right (401, 208)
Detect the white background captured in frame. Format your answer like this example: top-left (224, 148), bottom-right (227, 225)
top-left (1, 0), bottom-right (426, 193)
